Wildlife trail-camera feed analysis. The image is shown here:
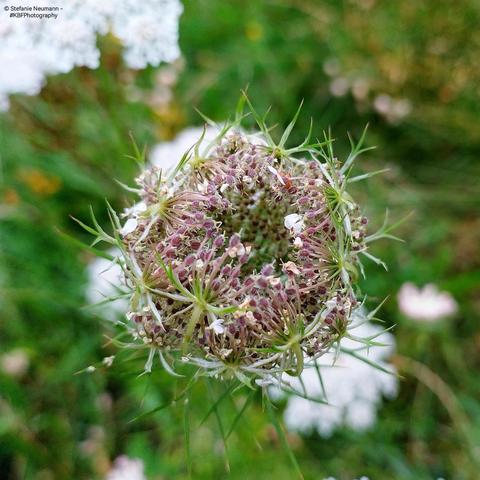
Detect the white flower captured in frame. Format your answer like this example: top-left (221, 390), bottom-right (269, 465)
top-left (119, 218), bottom-right (138, 236)
top-left (293, 236), bottom-right (303, 248)
top-left (149, 127), bottom-right (218, 173)
top-left (278, 317), bottom-right (397, 437)
top-left (329, 77), bottom-right (349, 97)
top-left (102, 355), bottom-right (115, 367)
top-left (397, 282), bottom-right (458, 322)
top-left (123, 201), bottom-right (147, 217)
top-left (321, 297), bottom-right (338, 319)
top-left (373, 94), bottom-right (411, 124)
top-left (207, 318), bottom-right (225, 335)
top-left (86, 248), bottom-right (128, 321)
top-left (267, 165), bottom-right (286, 185)
top-left (0, 50), bottom-right (45, 109)
top-left (284, 213), bottom-right (305, 235)
top-left (106, 455), bottom-right (146, 480)
top-left (110, 0), bottom-right (183, 69)
top-left (0, 349), bottom-right (29, 377)
top-left (0, 0), bottom-right (182, 110)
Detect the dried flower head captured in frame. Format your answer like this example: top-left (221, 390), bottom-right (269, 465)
top-left (82, 99), bottom-right (393, 387)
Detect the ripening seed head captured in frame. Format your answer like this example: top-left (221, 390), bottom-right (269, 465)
top-left (102, 109), bottom-right (381, 385)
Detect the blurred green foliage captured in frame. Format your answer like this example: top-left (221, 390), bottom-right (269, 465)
top-left (1, 1), bottom-right (479, 479)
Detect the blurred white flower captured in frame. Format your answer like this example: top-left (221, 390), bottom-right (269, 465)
top-left (323, 57), bottom-right (341, 77)
top-left (373, 94), bottom-right (412, 124)
top-left (0, 348), bottom-right (29, 377)
top-left (150, 126), bottom-right (219, 173)
top-left (397, 282), bottom-right (458, 322)
top-left (373, 94), bottom-right (392, 116)
top-left (278, 317), bottom-right (397, 437)
top-left (351, 78), bottom-right (370, 101)
top-left (86, 249), bottom-right (128, 321)
top-left (329, 77), bottom-right (350, 97)
top-left (0, 51), bottom-right (45, 104)
top-left (111, 0), bottom-right (183, 69)
top-left (106, 456), bottom-right (146, 480)
top-left (0, 0), bottom-right (182, 110)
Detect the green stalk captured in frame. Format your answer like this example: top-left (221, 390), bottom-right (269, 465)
top-left (183, 304), bottom-right (204, 351)
top-left (291, 343), bottom-right (304, 376)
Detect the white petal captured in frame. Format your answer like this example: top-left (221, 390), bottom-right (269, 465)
top-left (120, 218), bottom-right (138, 236)
top-left (284, 214), bottom-right (305, 234)
top-left (267, 165), bottom-right (285, 185)
top-left (208, 319), bottom-right (225, 335)
top-left (124, 201), bottom-right (147, 217)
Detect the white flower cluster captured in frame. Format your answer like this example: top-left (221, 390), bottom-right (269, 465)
top-left (150, 127), bottom-right (219, 172)
top-left (323, 58), bottom-right (412, 125)
top-left (0, 0), bottom-right (182, 110)
top-left (86, 254), bottom-right (128, 322)
top-left (277, 316), bottom-right (397, 437)
top-left (0, 348), bottom-right (29, 377)
top-left (397, 282), bottom-right (458, 323)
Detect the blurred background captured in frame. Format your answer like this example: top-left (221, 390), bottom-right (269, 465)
top-left (1, 0), bottom-right (479, 479)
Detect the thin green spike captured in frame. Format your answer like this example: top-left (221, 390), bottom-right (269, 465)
top-left (184, 396), bottom-right (192, 478)
top-left (199, 383), bottom-right (235, 426)
top-left (265, 396), bottom-right (304, 480)
top-left (127, 131), bottom-right (147, 166)
top-left (206, 379), bottom-right (230, 473)
top-left (225, 390), bottom-right (256, 439)
top-left (279, 99), bottom-right (304, 148)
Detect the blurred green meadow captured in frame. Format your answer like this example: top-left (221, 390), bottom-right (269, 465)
top-left (1, 0), bottom-right (480, 479)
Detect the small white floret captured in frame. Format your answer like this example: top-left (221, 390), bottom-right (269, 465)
top-left (120, 218), bottom-right (138, 236)
top-left (284, 213), bottom-right (305, 235)
top-left (208, 318), bottom-right (225, 335)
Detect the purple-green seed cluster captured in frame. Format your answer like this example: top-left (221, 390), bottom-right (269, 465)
top-left (120, 131), bottom-right (368, 379)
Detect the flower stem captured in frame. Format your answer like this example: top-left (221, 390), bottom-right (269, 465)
top-left (183, 304), bottom-right (204, 351)
top-left (291, 343), bottom-right (304, 376)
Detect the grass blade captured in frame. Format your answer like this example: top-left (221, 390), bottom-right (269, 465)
top-left (265, 396), bottom-right (304, 480)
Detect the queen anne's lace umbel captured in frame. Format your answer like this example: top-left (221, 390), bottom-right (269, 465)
top-left (0, 0), bottom-right (182, 109)
top-left (96, 111), bottom-right (382, 385)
